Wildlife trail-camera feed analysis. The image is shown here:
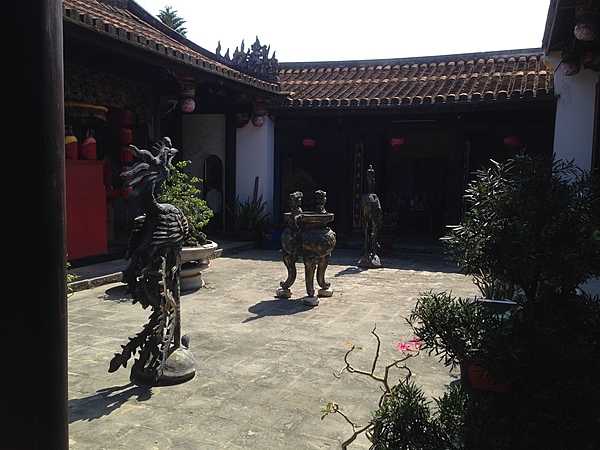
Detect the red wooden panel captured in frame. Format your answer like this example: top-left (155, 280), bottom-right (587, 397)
top-left (66, 160), bottom-right (107, 260)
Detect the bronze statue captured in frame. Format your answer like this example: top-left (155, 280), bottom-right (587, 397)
top-left (108, 137), bottom-right (195, 385)
top-left (315, 190), bottom-right (327, 213)
top-left (276, 190), bottom-right (337, 306)
top-left (358, 165), bottom-right (383, 268)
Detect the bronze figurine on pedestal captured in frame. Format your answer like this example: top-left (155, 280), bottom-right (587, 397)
top-left (108, 137), bottom-right (195, 386)
top-left (276, 190), bottom-right (337, 306)
top-left (358, 165), bottom-right (383, 268)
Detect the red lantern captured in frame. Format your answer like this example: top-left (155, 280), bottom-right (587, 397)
top-left (390, 137), bottom-right (405, 150)
top-left (79, 133), bottom-right (97, 160)
top-left (236, 112), bottom-right (250, 128)
top-left (180, 97), bottom-right (196, 113)
top-left (120, 146), bottom-right (134, 163)
top-left (111, 109), bottom-right (134, 127)
top-left (65, 134), bottom-right (78, 160)
top-left (119, 128), bottom-right (133, 145)
top-left (503, 135), bottom-right (522, 148)
top-left (302, 138), bottom-right (316, 149)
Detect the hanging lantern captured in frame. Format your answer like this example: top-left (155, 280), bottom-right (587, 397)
top-left (503, 135), bottom-right (522, 148)
top-left (236, 112), bottom-right (251, 128)
top-left (79, 130), bottom-right (97, 160)
top-left (389, 137), bottom-right (406, 150)
top-left (252, 113), bottom-right (265, 127)
top-left (65, 133), bottom-right (78, 160)
top-left (302, 138), bottom-right (317, 149)
top-left (180, 83), bottom-right (196, 113)
top-left (120, 146), bottom-right (134, 163)
top-left (180, 97), bottom-right (196, 113)
top-left (119, 128), bottom-right (133, 145)
top-left (574, 4), bottom-right (599, 42)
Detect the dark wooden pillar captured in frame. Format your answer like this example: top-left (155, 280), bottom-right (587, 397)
top-left (14, 0), bottom-right (67, 448)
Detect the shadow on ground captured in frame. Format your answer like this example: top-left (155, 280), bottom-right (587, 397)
top-left (243, 298), bottom-right (313, 323)
top-left (226, 248), bottom-right (459, 274)
top-left (334, 266), bottom-right (367, 277)
top-left (102, 284), bottom-right (132, 303)
top-left (69, 383), bottom-right (152, 423)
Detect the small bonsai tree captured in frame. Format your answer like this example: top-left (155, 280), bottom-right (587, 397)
top-left (158, 160), bottom-right (213, 246)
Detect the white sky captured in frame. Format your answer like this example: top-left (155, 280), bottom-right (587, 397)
top-left (134, 0), bottom-right (552, 62)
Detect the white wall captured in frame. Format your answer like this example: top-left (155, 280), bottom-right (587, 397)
top-left (182, 114), bottom-right (226, 188)
top-left (547, 52), bottom-right (599, 170)
top-left (235, 116), bottom-right (275, 217)
top-left (182, 114), bottom-right (226, 227)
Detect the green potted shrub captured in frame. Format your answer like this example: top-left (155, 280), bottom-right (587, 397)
top-left (408, 291), bottom-right (514, 394)
top-left (416, 154), bottom-right (600, 448)
top-left (158, 160), bottom-right (216, 290)
top-left (443, 155), bottom-right (600, 304)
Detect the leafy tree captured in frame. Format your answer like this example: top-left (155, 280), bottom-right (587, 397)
top-left (157, 6), bottom-right (187, 37)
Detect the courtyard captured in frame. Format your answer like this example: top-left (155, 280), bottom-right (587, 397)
top-left (67, 249), bottom-right (478, 449)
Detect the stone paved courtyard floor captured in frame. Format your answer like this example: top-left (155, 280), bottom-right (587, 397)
top-left (68, 249), bottom-right (478, 449)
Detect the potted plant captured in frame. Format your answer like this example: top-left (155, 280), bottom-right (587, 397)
top-left (229, 176), bottom-right (270, 242)
top-left (415, 154), bottom-right (600, 448)
top-left (443, 155), bottom-right (600, 305)
top-left (408, 291), bottom-right (514, 394)
top-left (159, 160), bottom-right (216, 290)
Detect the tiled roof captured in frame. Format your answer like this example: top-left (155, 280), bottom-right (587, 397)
top-left (279, 49), bottom-right (554, 109)
top-left (63, 0), bottom-right (281, 93)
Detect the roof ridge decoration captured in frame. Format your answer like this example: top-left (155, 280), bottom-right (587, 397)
top-left (215, 36), bottom-right (279, 83)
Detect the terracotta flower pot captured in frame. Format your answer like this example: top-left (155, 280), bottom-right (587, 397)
top-left (461, 360), bottom-right (511, 393)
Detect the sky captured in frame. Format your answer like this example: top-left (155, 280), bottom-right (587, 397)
top-left (135, 0), bottom-right (552, 62)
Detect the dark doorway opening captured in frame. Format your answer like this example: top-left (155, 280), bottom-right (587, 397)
top-left (204, 155), bottom-right (224, 232)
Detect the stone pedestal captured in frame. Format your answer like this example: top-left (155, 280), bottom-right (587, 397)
top-left (357, 253), bottom-right (382, 269)
top-left (302, 296), bottom-right (320, 307)
top-left (181, 241), bottom-right (218, 292)
top-left (276, 287), bottom-right (292, 299)
top-left (131, 345), bottom-right (196, 386)
top-left (318, 287), bottom-right (334, 297)
top-left (181, 260), bottom-right (209, 290)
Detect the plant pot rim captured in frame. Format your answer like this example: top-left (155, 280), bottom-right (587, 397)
top-left (182, 240), bottom-right (218, 250)
top-left (181, 240), bottom-right (218, 263)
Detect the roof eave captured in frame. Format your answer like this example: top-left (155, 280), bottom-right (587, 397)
top-left (542, 0), bottom-right (561, 53)
top-left (62, 6), bottom-right (282, 95)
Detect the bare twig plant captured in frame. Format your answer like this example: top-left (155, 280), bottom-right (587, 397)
top-left (321, 326), bottom-right (418, 449)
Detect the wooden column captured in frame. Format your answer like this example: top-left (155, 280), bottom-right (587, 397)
top-left (13, 0), bottom-right (67, 448)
